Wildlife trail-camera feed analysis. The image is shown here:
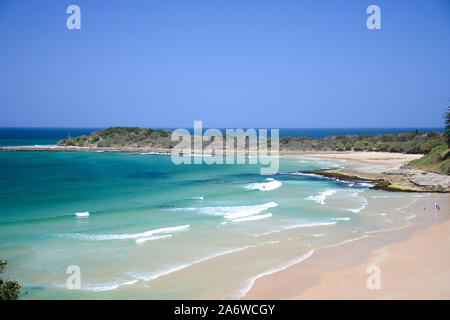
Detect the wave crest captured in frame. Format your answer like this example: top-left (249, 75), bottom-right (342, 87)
top-left (244, 178), bottom-right (282, 191)
top-left (306, 190), bottom-right (337, 205)
top-left (60, 224), bottom-right (190, 241)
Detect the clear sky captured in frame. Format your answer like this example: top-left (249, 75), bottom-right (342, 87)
top-left (0, 0), bottom-right (449, 128)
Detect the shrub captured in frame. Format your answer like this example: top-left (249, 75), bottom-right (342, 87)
top-left (345, 142), bottom-right (352, 151)
top-left (388, 141), bottom-right (404, 153)
top-left (420, 139), bottom-right (441, 154)
top-left (353, 141), bottom-right (366, 151)
top-left (64, 138), bottom-right (77, 146)
top-left (336, 142), bottom-right (345, 151)
top-left (374, 141), bottom-right (386, 151)
top-left (97, 139), bottom-right (112, 147)
top-left (0, 260), bottom-right (24, 300)
top-left (404, 140), bottom-right (421, 154)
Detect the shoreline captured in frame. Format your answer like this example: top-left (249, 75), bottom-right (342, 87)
top-left (243, 193), bottom-right (449, 299)
top-left (0, 145), bottom-right (434, 164)
top-left (0, 145), bottom-right (427, 159)
top-left (2, 145), bottom-right (448, 299)
top-left (2, 146), bottom-right (447, 193)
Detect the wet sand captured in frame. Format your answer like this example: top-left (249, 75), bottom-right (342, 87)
top-left (244, 194), bottom-right (449, 299)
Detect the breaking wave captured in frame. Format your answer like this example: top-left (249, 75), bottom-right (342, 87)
top-left (244, 178), bottom-right (282, 191)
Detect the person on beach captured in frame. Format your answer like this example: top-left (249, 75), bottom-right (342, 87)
top-left (434, 203), bottom-right (440, 214)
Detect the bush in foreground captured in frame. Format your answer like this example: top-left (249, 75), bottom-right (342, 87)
top-left (0, 260), bottom-right (24, 300)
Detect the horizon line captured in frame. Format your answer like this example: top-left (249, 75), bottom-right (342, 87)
top-left (0, 126), bottom-right (445, 130)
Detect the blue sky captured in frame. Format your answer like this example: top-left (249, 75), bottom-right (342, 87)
top-left (0, 0), bottom-right (449, 128)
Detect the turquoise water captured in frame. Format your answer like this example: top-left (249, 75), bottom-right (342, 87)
top-left (0, 151), bottom-right (417, 299)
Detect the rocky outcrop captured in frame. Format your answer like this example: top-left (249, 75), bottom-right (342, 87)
top-left (303, 164), bottom-right (450, 193)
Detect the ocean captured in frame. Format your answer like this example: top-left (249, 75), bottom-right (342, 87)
top-left (0, 144), bottom-right (422, 299)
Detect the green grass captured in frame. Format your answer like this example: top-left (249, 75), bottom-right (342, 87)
top-left (409, 145), bottom-right (450, 175)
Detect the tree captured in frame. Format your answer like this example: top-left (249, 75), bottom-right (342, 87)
top-left (0, 260), bottom-right (24, 300)
top-left (353, 141), bottom-right (366, 151)
top-left (345, 142), bottom-right (353, 151)
top-left (445, 106), bottom-right (450, 147)
top-left (335, 142), bottom-right (346, 151)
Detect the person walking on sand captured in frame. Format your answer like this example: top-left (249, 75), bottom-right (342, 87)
top-left (434, 202), bottom-right (440, 214)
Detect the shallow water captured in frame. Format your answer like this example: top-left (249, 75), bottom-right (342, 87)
top-left (0, 151), bottom-right (418, 299)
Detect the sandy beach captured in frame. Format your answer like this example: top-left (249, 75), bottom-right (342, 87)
top-left (242, 152), bottom-right (450, 300)
top-left (281, 151), bottom-right (423, 164)
top-left (293, 217), bottom-right (450, 299)
top-left (243, 192), bottom-right (449, 300)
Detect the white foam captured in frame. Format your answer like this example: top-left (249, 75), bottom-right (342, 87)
top-left (261, 240), bottom-right (280, 245)
top-left (358, 182), bottom-right (374, 188)
top-left (74, 212), bottom-right (89, 217)
top-left (83, 279), bottom-right (138, 292)
top-left (232, 213), bottom-right (273, 223)
top-left (366, 222), bottom-right (411, 235)
top-left (306, 190), bottom-right (337, 205)
top-left (406, 213), bottom-right (416, 220)
top-left (186, 202), bottom-right (278, 220)
top-left (192, 196), bottom-right (204, 200)
top-left (244, 178), bottom-right (282, 191)
top-left (323, 234), bottom-right (369, 248)
top-left (334, 217), bottom-right (351, 221)
top-left (281, 172), bottom-right (322, 179)
top-left (63, 224), bottom-right (189, 241)
top-left (54, 279), bottom-right (139, 292)
top-left (136, 234), bottom-right (172, 244)
top-left (140, 152), bottom-right (171, 155)
top-left (372, 195), bottom-right (401, 198)
top-left (254, 221), bottom-right (337, 237)
top-left (347, 197), bottom-right (368, 213)
top-left (237, 250), bottom-right (314, 298)
top-left (130, 247), bottom-right (254, 282)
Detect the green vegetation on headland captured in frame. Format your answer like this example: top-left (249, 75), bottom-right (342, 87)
top-left (59, 126), bottom-right (446, 154)
top-left (57, 127), bottom-right (449, 175)
top-left (409, 107), bottom-right (450, 175)
top-left (58, 127), bottom-right (173, 148)
top-left (278, 130), bottom-right (445, 154)
top-left (410, 144), bottom-right (450, 175)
